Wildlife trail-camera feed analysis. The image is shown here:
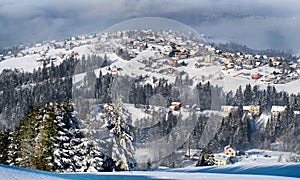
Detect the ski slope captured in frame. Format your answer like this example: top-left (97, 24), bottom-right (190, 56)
top-left (1, 163), bottom-right (299, 180)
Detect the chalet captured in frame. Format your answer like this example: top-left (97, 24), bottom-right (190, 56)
top-left (273, 61), bottom-right (281, 67)
top-left (297, 59), bottom-right (300, 65)
top-left (297, 69), bottom-right (300, 77)
top-left (251, 73), bottom-right (261, 79)
top-left (50, 40), bottom-right (56, 44)
top-left (255, 61), bottom-right (261, 67)
top-left (205, 55), bottom-right (215, 63)
top-left (77, 35), bottom-right (86, 40)
top-left (128, 51), bottom-right (137, 58)
top-left (262, 55), bottom-right (268, 60)
top-left (100, 37), bottom-right (107, 43)
top-left (88, 34), bottom-right (96, 39)
top-left (39, 50), bottom-right (46, 56)
top-left (269, 57), bottom-right (279, 62)
top-left (163, 45), bottom-right (172, 53)
top-left (108, 65), bottom-right (118, 73)
top-left (16, 52), bottom-right (24, 57)
top-left (236, 52), bottom-right (242, 56)
top-left (154, 52), bottom-right (163, 59)
top-left (244, 54), bottom-right (253, 59)
top-left (35, 43), bottom-right (42, 47)
top-left (154, 38), bottom-right (162, 43)
top-left (234, 65), bottom-right (242, 71)
top-left (28, 50), bottom-right (36, 55)
top-left (243, 64), bottom-right (253, 70)
top-left (221, 51), bottom-right (229, 57)
top-left (50, 56), bottom-right (57, 61)
top-left (243, 106), bottom-right (260, 114)
top-left (169, 102), bottom-right (181, 111)
top-left (174, 52), bottom-right (181, 59)
top-left (221, 106), bottom-right (238, 113)
top-left (224, 144), bottom-right (237, 158)
top-left (235, 58), bottom-right (243, 63)
top-left (179, 50), bottom-right (189, 59)
top-left (294, 111), bottom-right (300, 116)
top-left (214, 155), bottom-right (230, 165)
top-left (168, 59), bottom-right (177, 66)
top-left (223, 59), bottom-right (231, 65)
top-left (290, 63), bottom-right (298, 69)
top-left (73, 41), bottom-right (80, 47)
top-left (103, 104), bottom-right (113, 111)
top-left (194, 62), bottom-right (201, 69)
top-left (254, 55), bottom-right (261, 59)
top-left (263, 75), bottom-right (276, 82)
top-left (271, 106), bottom-right (286, 116)
top-left (70, 51), bottom-right (77, 57)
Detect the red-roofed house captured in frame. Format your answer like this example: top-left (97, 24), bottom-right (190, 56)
top-left (224, 144), bottom-right (237, 157)
top-left (169, 102), bottom-right (181, 111)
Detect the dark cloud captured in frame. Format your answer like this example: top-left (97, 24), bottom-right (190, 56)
top-left (0, 0), bottom-right (299, 52)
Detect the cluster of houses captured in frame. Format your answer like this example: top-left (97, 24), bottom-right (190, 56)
top-left (186, 144), bottom-right (240, 166)
top-left (168, 101), bottom-right (299, 119)
top-left (220, 105), bottom-right (300, 118)
top-left (102, 29), bottom-right (204, 66)
top-left (1, 29), bottom-right (300, 86)
top-left (105, 29), bottom-right (300, 85)
top-left (202, 45), bottom-right (300, 84)
top-left (0, 33), bottom-right (97, 62)
top-left (214, 144), bottom-right (238, 165)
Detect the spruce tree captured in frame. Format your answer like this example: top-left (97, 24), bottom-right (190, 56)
top-left (103, 98), bottom-right (136, 171)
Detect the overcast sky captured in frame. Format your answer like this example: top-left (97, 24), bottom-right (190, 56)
top-left (0, 0), bottom-right (300, 52)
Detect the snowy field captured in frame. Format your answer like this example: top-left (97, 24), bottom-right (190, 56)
top-left (1, 163), bottom-right (299, 180)
top-left (1, 149), bottom-right (299, 180)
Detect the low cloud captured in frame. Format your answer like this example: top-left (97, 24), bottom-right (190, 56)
top-left (0, 0), bottom-right (299, 51)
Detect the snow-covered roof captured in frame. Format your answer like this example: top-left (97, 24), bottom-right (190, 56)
top-left (271, 106), bottom-right (286, 112)
top-left (224, 144), bottom-right (237, 152)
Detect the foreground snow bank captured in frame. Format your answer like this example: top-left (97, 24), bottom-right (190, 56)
top-left (1, 163), bottom-right (300, 180)
top-left (160, 163), bottom-right (300, 178)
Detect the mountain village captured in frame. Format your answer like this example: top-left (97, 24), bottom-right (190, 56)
top-left (0, 29), bottom-right (299, 171)
top-left (1, 29), bottom-right (300, 120)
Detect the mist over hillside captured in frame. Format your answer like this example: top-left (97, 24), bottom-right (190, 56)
top-left (1, 0), bottom-right (300, 52)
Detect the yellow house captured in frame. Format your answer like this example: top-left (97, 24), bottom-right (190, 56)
top-left (221, 106), bottom-right (239, 113)
top-left (243, 105), bottom-right (260, 114)
top-left (224, 144), bottom-right (237, 157)
top-left (205, 55), bottom-right (215, 63)
top-left (214, 155), bottom-right (230, 165)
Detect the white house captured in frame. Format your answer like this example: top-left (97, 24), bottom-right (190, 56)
top-left (271, 106), bottom-right (286, 116)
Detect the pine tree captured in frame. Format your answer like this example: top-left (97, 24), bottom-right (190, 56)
top-left (6, 101), bottom-right (107, 172)
top-left (0, 127), bottom-right (10, 164)
top-left (7, 106), bottom-right (40, 168)
top-left (243, 84), bottom-right (253, 105)
top-left (103, 98), bottom-right (136, 171)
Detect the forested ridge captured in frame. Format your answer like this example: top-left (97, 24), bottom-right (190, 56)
top-left (0, 54), bottom-right (299, 171)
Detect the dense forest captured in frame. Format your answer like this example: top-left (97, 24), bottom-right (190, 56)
top-left (0, 52), bottom-right (299, 172)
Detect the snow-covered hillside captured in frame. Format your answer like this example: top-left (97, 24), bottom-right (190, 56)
top-left (1, 163), bottom-right (299, 180)
top-left (1, 27), bottom-right (299, 95)
top-left (1, 18), bottom-right (299, 179)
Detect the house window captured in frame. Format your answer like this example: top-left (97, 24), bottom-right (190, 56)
top-left (229, 150), bottom-right (231, 152)
top-left (226, 153), bottom-right (229, 155)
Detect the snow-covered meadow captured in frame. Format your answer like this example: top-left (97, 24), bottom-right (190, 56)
top-left (1, 162), bottom-right (299, 180)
